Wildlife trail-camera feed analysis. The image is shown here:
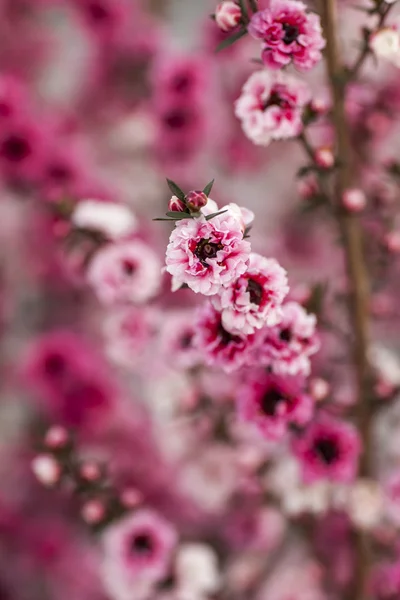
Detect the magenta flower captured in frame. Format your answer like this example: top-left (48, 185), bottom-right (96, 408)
top-left (87, 240), bottom-right (162, 305)
top-left (248, 0), bottom-right (325, 71)
top-left (212, 253), bottom-right (289, 335)
top-left (102, 509), bottom-right (177, 598)
top-left (293, 417), bottom-right (361, 483)
top-left (165, 213), bottom-right (251, 295)
top-left (237, 370), bottom-right (313, 440)
top-left (256, 301), bottom-right (320, 376)
top-left (235, 70), bottom-right (311, 146)
top-left (194, 303), bottom-right (258, 372)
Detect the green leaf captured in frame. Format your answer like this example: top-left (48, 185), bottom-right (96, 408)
top-left (166, 179), bottom-right (186, 201)
top-left (153, 218), bottom-right (176, 221)
top-left (238, 0), bottom-right (248, 21)
top-left (216, 29), bottom-right (247, 52)
top-left (165, 211), bottom-right (192, 220)
top-left (205, 209), bottom-right (228, 221)
top-left (203, 179), bottom-right (215, 196)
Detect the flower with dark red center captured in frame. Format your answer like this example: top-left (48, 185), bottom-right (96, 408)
top-left (293, 417), bottom-right (361, 482)
top-left (235, 70), bottom-right (311, 146)
top-left (212, 253), bottom-right (288, 335)
top-left (194, 304), bottom-right (258, 372)
top-left (255, 301), bottom-right (319, 376)
top-left (248, 0), bottom-right (325, 71)
top-left (165, 212), bottom-right (250, 295)
top-left (237, 370), bottom-right (313, 439)
top-left (159, 311), bottom-right (200, 370)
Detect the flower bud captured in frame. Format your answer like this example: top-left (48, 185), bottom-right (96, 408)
top-left (120, 487), bottom-right (143, 509)
top-left (370, 27), bottom-right (400, 67)
top-left (168, 195), bottom-right (186, 212)
top-left (80, 461), bottom-right (102, 482)
top-left (44, 425), bottom-right (69, 449)
top-left (81, 499), bottom-right (105, 524)
top-left (185, 190), bottom-right (208, 211)
top-left (342, 188), bottom-right (366, 213)
top-left (215, 1), bottom-right (242, 32)
top-left (32, 454), bottom-right (61, 487)
top-left (309, 377), bottom-right (330, 401)
top-left (314, 146), bottom-right (334, 169)
top-left (385, 231), bottom-right (400, 253)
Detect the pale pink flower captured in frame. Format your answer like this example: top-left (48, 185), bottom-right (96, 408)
top-left (165, 214), bottom-right (250, 295)
top-left (235, 70), bottom-right (311, 146)
top-left (237, 370), bottom-right (313, 440)
top-left (175, 544), bottom-right (220, 597)
top-left (248, 0), bottom-right (325, 71)
top-left (256, 301), bottom-right (320, 376)
top-left (102, 510), bottom-right (177, 596)
top-left (72, 199), bottom-right (136, 240)
top-left (104, 307), bottom-right (155, 367)
top-left (212, 253), bottom-right (289, 335)
top-left (87, 240), bottom-right (161, 305)
top-left (158, 311), bottom-right (200, 370)
top-left (293, 417), bottom-right (361, 483)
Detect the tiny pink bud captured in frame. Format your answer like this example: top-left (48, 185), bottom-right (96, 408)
top-left (120, 487), bottom-right (143, 509)
top-left (81, 499), bottom-right (105, 524)
top-left (32, 454), bottom-right (61, 487)
top-left (314, 147), bottom-right (334, 169)
top-left (342, 188), bottom-right (366, 213)
top-left (375, 378), bottom-right (395, 399)
top-left (80, 461), bottom-right (102, 482)
top-left (310, 96), bottom-right (329, 114)
top-left (215, 1), bottom-right (242, 32)
top-left (44, 425), bottom-right (69, 449)
top-left (385, 231), bottom-right (400, 253)
top-left (297, 176), bottom-right (319, 199)
top-left (185, 190), bottom-right (208, 211)
top-left (168, 195), bottom-right (186, 212)
top-left (309, 377), bottom-right (330, 401)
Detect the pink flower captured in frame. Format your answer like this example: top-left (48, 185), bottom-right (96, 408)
top-left (87, 240), bottom-right (162, 305)
top-left (194, 303), bottom-right (258, 372)
top-left (215, 1), bottom-right (242, 33)
top-left (235, 70), bottom-right (311, 146)
top-left (237, 370), bottom-right (313, 439)
top-left (256, 301), bottom-right (320, 376)
top-left (293, 417), bottom-right (361, 483)
top-left (104, 307), bottom-right (155, 367)
top-left (102, 510), bottom-right (177, 596)
top-left (158, 311), bottom-right (200, 370)
top-left (248, 1), bottom-right (325, 71)
top-left (212, 253), bottom-right (289, 334)
top-left (165, 214), bottom-right (251, 295)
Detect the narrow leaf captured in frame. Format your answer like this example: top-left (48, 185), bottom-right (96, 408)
top-left (205, 209), bottom-right (228, 221)
top-left (153, 218), bottom-right (176, 222)
top-left (203, 179), bottom-right (215, 196)
top-left (216, 29), bottom-right (247, 52)
top-left (166, 211), bottom-right (190, 219)
top-left (238, 0), bottom-right (248, 21)
top-left (166, 179), bottom-right (186, 201)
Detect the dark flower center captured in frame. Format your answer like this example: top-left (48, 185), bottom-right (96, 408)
top-left (195, 239), bottom-right (223, 265)
top-left (130, 533), bottom-right (153, 555)
top-left (217, 321), bottom-right (241, 346)
top-left (44, 353), bottom-right (67, 378)
top-left (47, 164), bottom-right (72, 182)
top-left (173, 74), bottom-right (192, 94)
top-left (260, 387), bottom-right (285, 416)
top-left (163, 109), bottom-right (191, 130)
top-left (282, 23), bottom-right (299, 45)
top-left (247, 279), bottom-right (263, 305)
top-left (1, 134), bottom-right (31, 162)
top-left (0, 102), bottom-right (12, 117)
top-left (87, 2), bottom-right (110, 22)
top-left (314, 438), bottom-right (339, 464)
top-left (279, 327), bottom-right (292, 342)
top-left (180, 332), bottom-right (193, 348)
top-left (122, 260), bottom-right (136, 275)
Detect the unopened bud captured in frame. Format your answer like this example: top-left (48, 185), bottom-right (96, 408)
top-left (120, 487), bottom-right (143, 509)
top-left (309, 377), bottom-right (330, 401)
top-left (80, 461), bottom-right (102, 482)
top-left (342, 188), bottom-right (366, 213)
top-left (215, 1), bottom-right (242, 32)
top-left (81, 499), bottom-right (105, 524)
top-left (168, 195), bottom-right (186, 212)
top-left (385, 231), bottom-right (400, 253)
top-left (44, 425), bottom-right (69, 449)
top-left (314, 147), bottom-right (334, 169)
top-left (185, 190), bottom-right (208, 211)
top-left (32, 454), bottom-right (61, 487)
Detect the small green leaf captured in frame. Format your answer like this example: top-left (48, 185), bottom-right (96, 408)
top-left (166, 179), bottom-right (186, 201)
top-left (153, 218), bottom-right (176, 221)
top-left (205, 209), bottom-right (228, 221)
top-left (165, 211), bottom-right (192, 220)
top-left (203, 179), bottom-right (215, 196)
top-left (238, 0), bottom-right (248, 21)
top-left (216, 29), bottom-right (247, 52)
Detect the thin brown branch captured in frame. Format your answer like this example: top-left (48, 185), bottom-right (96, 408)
top-left (318, 1), bottom-right (372, 598)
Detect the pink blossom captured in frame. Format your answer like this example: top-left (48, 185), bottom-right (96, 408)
top-left (165, 213), bottom-right (250, 295)
top-left (237, 370), bottom-right (313, 439)
top-left (194, 303), bottom-right (258, 372)
top-left (293, 417), bottom-right (361, 483)
top-left (102, 510), bottom-right (177, 595)
top-left (248, 0), bottom-right (325, 71)
top-left (215, 2), bottom-right (242, 33)
top-left (255, 301), bottom-right (320, 376)
top-left (235, 70), bottom-right (311, 146)
top-left (87, 240), bottom-right (162, 304)
top-left (158, 311), bottom-right (200, 370)
top-left (104, 307), bottom-right (155, 367)
top-left (212, 253), bottom-right (289, 335)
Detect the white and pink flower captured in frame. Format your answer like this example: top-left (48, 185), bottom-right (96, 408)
top-left (194, 303), bottom-right (258, 372)
top-left (248, 0), bottom-right (325, 71)
top-left (165, 213), bottom-right (251, 295)
top-left (235, 70), bottom-right (311, 146)
top-left (237, 370), bottom-right (313, 440)
top-left (72, 199), bottom-right (136, 240)
top-left (158, 311), bottom-right (200, 370)
top-left (87, 240), bottom-right (162, 305)
top-left (215, 1), bottom-right (242, 32)
top-left (256, 301), bottom-right (320, 376)
top-left (212, 253), bottom-right (289, 335)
